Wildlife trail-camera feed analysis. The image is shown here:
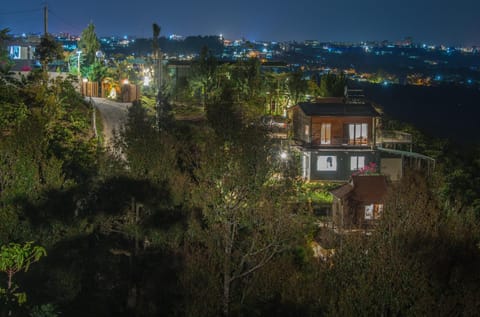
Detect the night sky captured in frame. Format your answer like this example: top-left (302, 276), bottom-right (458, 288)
top-left (1, 0), bottom-right (479, 45)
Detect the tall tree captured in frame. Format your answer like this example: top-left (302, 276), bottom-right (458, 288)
top-left (152, 23), bottom-right (161, 90)
top-left (287, 70), bottom-right (307, 106)
top-left (319, 73), bottom-right (346, 97)
top-left (264, 72), bottom-right (289, 114)
top-left (0, 242), bottom-right (46, 314)
top-left (78, 23), bottom-right (100, 66)
top-left (35, 34), bottom-right (63, 72)
top-left (191, 46), bottom-right (218, 107)
top-left (0, 28), bottom-right (13, 75)
top-left (184, 119), bottom-right (304, 316)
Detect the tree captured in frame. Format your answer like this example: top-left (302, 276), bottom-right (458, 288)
top-left (307, 77), bottom-right (321, 98)
top-left (184, 122), bottom-right (305, 316)
top-left (85, 61), bottom-right (107, 83)
top-left (78, 23), bottom-right (100, 66)
top-left (287, 70), bottom-right (307, 106)
top-left (35, 34), bottom-right (63, 72)
top-left (264, 72), bottom-right (289, 114)
top-left (0, 28), bottom-right (13, 75)
top-left (318, 73), bottom-right (346, 97)
top-left (0, 242), bottom-right (46, 312)
top-left (190, 46), bottom-right (219, 107)
top-left (152, 23), bottom-right (161, 91)
top-left (0, 81), bottom-right (28, 132)
top-left (229, 58), bottom-right (266, 119)
top-left (323, 171), bottom-right (480, 316)
top-left (155, 92), bottom-right (174, 132)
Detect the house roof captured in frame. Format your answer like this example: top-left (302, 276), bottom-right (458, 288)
top-left (297, 102), bottom-right (380, 117)
top-left (330, 175), bottom-right (388, 202)
top-left (350, 175), bottom-right (388, 203)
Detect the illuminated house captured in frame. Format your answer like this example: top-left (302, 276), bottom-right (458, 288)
top-left (330, 175), bottom-right (388, 230)
top-left (289, 93), bottom-right (435, 182)
top-left (289, 97), bottom-right (381, 181)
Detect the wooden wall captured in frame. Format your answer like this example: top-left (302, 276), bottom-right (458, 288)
top-left (311, 116), bottom-right (374, 146)
top-left (121, 84), bottom-right (141, 102)
top-left (81, 82), bottom-right (99, 97)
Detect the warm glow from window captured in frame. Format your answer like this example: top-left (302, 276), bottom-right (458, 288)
top-left (350, 156), bottom-right (365, 171)
top-left (321, 123), bottom-right (331, 144)
top-left (317, 156), bottom-right (337, 171)
top-left (365, 204), bottom-right (383, 220)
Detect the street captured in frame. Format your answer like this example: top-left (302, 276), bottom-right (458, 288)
top-left (90, 97), bottom-right (130, 148)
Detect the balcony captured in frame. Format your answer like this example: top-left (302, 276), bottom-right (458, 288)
top-left (376, 130), bottom-right (412, 145)
top-left (311, 136), bottom-right (370, 147)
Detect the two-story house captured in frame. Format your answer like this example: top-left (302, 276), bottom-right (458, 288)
top-left (290, 98), bottom-right (381, 181)
top-left (288, 93), bottom-right (435, 182)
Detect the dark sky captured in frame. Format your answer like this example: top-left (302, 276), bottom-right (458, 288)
top-left (1, 0), bottom-right (479, 45)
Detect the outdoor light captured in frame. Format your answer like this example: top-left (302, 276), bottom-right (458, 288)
top-left (143, 76), bottom-right (151, 86)
top-left (280, 152), bottom-right (288, 160)
top-left (123, 79), bottom-right (129, 85)
top-left (82, 78), bottom-right (88, 83)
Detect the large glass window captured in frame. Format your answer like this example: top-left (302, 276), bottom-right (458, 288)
top-left (350, 156), bottom-right (365, 171)
top-left (321, 123), bottom-right (331, 144)
top-left (317, 155), bottom-right (337, 171)
top-left (9, 46), bottom-right (21, 60)
top-left (348, 123), bottom-right (368, 145)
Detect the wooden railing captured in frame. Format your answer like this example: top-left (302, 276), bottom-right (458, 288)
top-left (377, 130), bottom-right (412, 144)
top-left (311, 137), bottom-right (370, 146)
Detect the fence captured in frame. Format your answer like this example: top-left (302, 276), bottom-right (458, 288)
top-left (81, 81), bottom-right (99, 97)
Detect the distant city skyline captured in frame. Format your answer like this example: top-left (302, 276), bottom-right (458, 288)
top-left (1, 0), bottom-right (479, 46)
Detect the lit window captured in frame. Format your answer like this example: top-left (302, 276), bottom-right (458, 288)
top-left (365, 204), bottom-right (373, 220)
top-left (365, 204), bottom-right (383, 220)
top-left (305, 125), bottom-right (309, 136)
top-left (321, 123), bottom-right (331, 144)
top-left (348, 123), bottom-right (368, 145)
top-left (350, 156), bottom-right (365, 171)
top-left (317, 156), bottom-right (337, 171)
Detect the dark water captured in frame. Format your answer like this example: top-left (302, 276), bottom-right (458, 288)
top-left (362, 84), bottom-right (480, 144)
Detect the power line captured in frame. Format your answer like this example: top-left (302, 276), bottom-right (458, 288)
top-left (0, 8), bottom-right (42, 15)
top-left (48, 7), bottom-right (83, 34)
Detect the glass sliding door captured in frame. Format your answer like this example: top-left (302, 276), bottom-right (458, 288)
top-left (321, 123), bottom-right (331, 144)
top-left (348, 123), bottom-right (368, 145)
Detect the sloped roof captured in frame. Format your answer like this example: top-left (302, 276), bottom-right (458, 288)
top-left (298, 102), bottom-right (380, 117)
top-left (330, 175), bottom-right (388, 202)
top-left (350, 175), bottom-right (388, 203)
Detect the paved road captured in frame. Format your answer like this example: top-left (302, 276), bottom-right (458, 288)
top-left (89, 97), bottom-right (131, 148)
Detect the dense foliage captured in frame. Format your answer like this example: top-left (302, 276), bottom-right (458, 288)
top-left (0, 37), bottom-right (479, 316)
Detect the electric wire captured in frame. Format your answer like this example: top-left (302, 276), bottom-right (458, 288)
top-left (0, 8), bottom-right (42, 15)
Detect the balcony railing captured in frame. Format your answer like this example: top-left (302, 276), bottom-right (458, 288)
top-left (377, 130), bottom-right (412, 144)
top-left (311, 137), bottom-right (370, 146)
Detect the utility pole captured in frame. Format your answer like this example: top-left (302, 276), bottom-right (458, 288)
top-left (43, 4), bottom-right (48, 35)
top-left (158, 48), bottom-right (162, 88)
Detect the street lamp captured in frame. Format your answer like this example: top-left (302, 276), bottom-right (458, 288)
top-left (76, 50), bottom-right (82, 92)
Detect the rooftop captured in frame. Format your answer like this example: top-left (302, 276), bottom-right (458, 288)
top-left (350, 175), bottom-right (388, 202)
top-left (297, 101), bottom-right (380, 117)
top-left (331, 175), bottom-right (388, 203)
